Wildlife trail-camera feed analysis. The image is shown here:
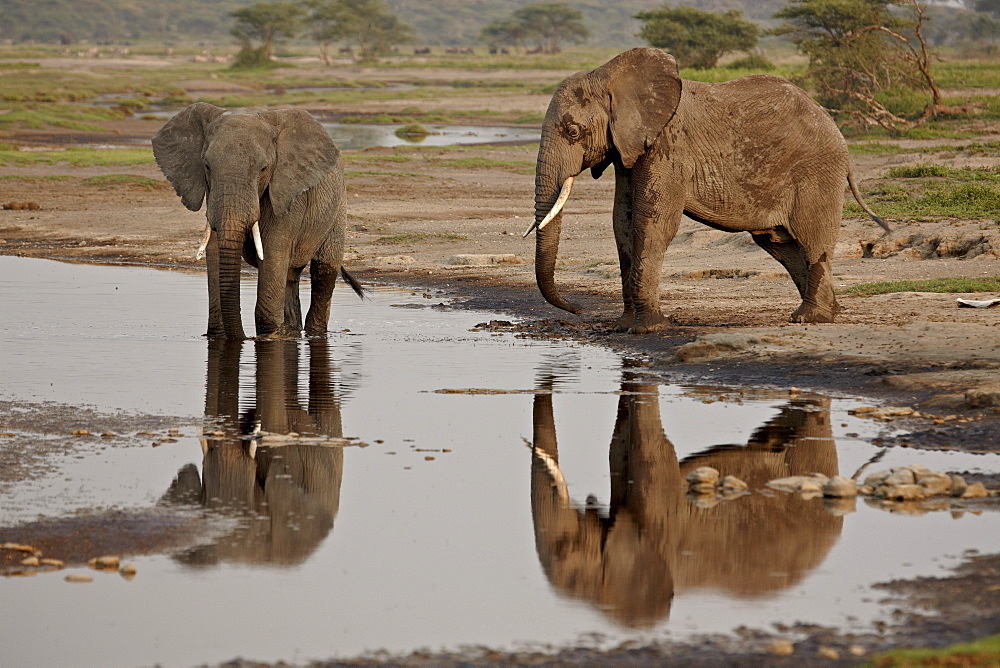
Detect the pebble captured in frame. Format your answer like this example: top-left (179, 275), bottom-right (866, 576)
top-left (962, 482), bottom-right (989, 499)
top-left (88, 555), bottom-right (121, 570)
top-left (881, 484), bottom-right (925, 501)
top-left (120, 563), bottom-right (137, 579)
top-left (686, 466), bottom-right (720, 485)
top-left (20, 556), bottom-right (39, 567)
top-left (72, 429), bottom-right (91, 436)
top-left (849, 645), bottom-right (867, 657)
top-left (720, 475), bottom-right (748, 493)
top-left (65, 573), bottom-right (93, 583)
top-left (823, 476), bottom-right (857, 498)
top-left (767, 639), bottom-right (795, 656)
top-left (40, 558), bottom-right (64, 569)
top-left (817, 646), bottom-right (839, 660)
top-left (2, 542), bottom-right (36, 552)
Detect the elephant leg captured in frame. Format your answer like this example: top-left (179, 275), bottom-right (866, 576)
top-left (205, 229), bottom-right (224, 338)
top-left (751, 227), bottom-right (839, 323)
top-left (304, 233), bottom-right (344, 336)
top-left (255, 236), bottom-right (294, 338)
top-left (626, 180), bottom-right (680, 334)
top-left (284, 266), bottom-right (305, 332)
top-left (612, 167), bottom-right (636, 331)
top-left (304, 259), bottom-right (339, 336)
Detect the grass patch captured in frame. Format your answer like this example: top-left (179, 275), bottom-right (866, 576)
top-left (80, 174), bottom-right (167, 189)
top-left (0, 174), bottom-right (74, 181)
top-left (844, 276), bottom-right (1000, 296)
top-left (373, 232), bottom-right (467, 245)
top-left (0, 145), bottom-right (155, 167)
top-left (429, 156), bottom-right (535, 172)
top-left (848, 166), bottom-right (1000, 219)
top-left (344, 169), bottom-right (427, 178)
top-left (395, 123), bottom-right (432, 137)
top-left (887, 164), bottom-right (953, 178)
top-left (866, 633), bottom-right (1000, 667)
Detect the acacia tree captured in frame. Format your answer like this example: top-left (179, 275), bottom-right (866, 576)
top-left (635, 6), bottom-right (761, 69)
top-left (302, 0), bottom-right (411, 62)
top-left (479, 17), bottom-right (529, 53)
top-left (774, 0), bottom-right (943, 128)
top-left (230, 2), bottom-right (304, 61)
top-left (514, 2), bottom-right (589, 53)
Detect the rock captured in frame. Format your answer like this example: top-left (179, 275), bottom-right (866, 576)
top-left (88, 555), bottom-right (121, 570)
top-left (370, 255), bottom-right (415, 268)
top-left (688, 482), bottom-right (717, 495)
top-left (916, 472), bottom-right (952, 496)
top-left (950, 474), bottom-right (968, 497)
top-left (20, 556), bottom-right (39, 567)
top-left (884, 468), bottom-right (916, 486)
top-left (2, 542), bottom-right (36, 552)
top-left (767, 639), bottom-right (795, 656)
top-left (120, 563), bottom-right (137, 579)
top-left (720, 475), bottom-right (748, 493)
top-left (800, 478), bottom-right (824, 493)
top-left (863, 469), bottom-right (892, 487)
top-left (40, 558), bottom-right (64, 569)
top-left (817, 646), bottom-right (839, 660)
top-left (686, 467), bottom-right (720, 486)
top-left (848, 645), bottom-right (867, 657)
top-left (65, 573), bottom-right (93, 583)
top-left (767, 476), bottom-right (813, 492)
top-left (823, 476), bottom-right (858, 498)
top-left (965, 385), bottom-right (1000, 408)
top-left (446, 253), bottom-right (522, 266)
top-left (72, 429), bottom-right (91, 436)
top-left (881, 484), bottom-right (925, 501)
top-left (849, 406), bottom-right (878, 415)
top-left (962, 482), bottom-right (989, 499)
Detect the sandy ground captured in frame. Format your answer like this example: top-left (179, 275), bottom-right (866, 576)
top-left (2, 69), bottom-right (1000, 663)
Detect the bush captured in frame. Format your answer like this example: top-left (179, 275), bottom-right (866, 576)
top-left (230, 47), bottom-right (278, 70)
top-left (725, 54), bottom-right (775, 71)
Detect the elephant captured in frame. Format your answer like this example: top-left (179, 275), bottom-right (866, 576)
top-left (529, 371), bottom-right (842, 627)
top-left (526, 47), bottom-right (891, 332)
top-left (161, 338), bottom-right (345, 566)
top-left (152, 102), bottom-right (364, 340)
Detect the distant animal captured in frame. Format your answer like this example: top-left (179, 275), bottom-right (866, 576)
top-left (152, 103), bottom-right (364, 340)
top-left (414, 47), bottom-right (431, 55)
top-left (525, 47), bottom-right (890, 332)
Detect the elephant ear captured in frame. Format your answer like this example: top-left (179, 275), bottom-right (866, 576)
top-left (267, 109), bottom-right (340, 217)
top-left (605, 48), bottom-right (682, 169)
top-left (151, 102), bottom-right (225, 211)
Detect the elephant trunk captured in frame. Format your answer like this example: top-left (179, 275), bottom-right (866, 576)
top-left (217, 225), bottom-right (248, 340)
top-left (533, 170), bottom-right (582, 314)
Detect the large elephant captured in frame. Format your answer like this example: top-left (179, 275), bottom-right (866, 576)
top-left (526, 47), bottom-right (890, 332)
top-left (152, 103), bottom-right (364, 340)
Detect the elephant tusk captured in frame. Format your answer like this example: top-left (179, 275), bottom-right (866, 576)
top-left (195, 224), bottom-right (211, 260)
top-left (522, 176), bottom-right (574, 238)
top-left (251, 221), bottom-right (264, 261)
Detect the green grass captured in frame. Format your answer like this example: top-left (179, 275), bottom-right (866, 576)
top-left (373, 232), bottom-right (467, 245)
top-left (0, 145), bottom-right (155, 167)
top-left (844, 277), bottom-right (1000, 297)
top-left (0, 174), bottom-right (74, 181)
top-left (428, 156), bottom-right (535, 173)
top-left (80, 174), bottom-right (166, 189)
top-left (847, 166), bottom-right (1000, 219)
top-left (344, 169), bottom-right (427, 178)
top-left (865, 633), bottom-right (1000, 667)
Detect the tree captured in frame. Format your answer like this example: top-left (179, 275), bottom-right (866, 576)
top-left (302, 0), bottom-right (412, 62)
top-left (479, 17), bottom-right (529, 53)
top-left (513, 2), bottom-right (589, 53)
top-left (774, 0), bottom-right (943, 129)
top-left (230, 1), bottom-right (304, 61)
top-left (635, 5), bottom-right (761, 69)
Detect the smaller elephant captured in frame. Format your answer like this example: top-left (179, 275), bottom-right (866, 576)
top-left (527, 47), bottom-right (890, 331)
top-left (152, 103), bottom-right (364, 340)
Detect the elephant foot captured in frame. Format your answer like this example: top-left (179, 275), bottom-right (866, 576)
top-left (627, 311), bottom-right (670, 334)
top-left (790, 302), bottom-right (837, 323)
top-left (613, 311), bottom-right (635, 332)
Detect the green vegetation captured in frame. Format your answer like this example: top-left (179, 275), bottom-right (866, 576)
top-left (0, 146), bottom-right (155, 168)
top-left (395, 123), bottom-right (432, 137)
top-left (847, 166), bottom-right (1000, 220)
top-left (845, 276), bottom-right (1000, 297)
top-left (865, 632), bottom-right (1000, 665)
top-left (635, 5), bottom-right (760, 69)
top-left (479, 3), bottom-right (589, 54)
top-left (373, 232), bottom-right (466, 244)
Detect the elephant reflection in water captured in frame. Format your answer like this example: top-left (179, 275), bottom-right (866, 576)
top-left (530, 375), bottom-right (842, 628)
top-left (163, 338), bottom-right (345, 566)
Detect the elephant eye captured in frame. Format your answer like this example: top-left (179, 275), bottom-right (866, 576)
top-left (260, 165), bottom-right (267, 173)
top-left (566, 124), bottom-right (582, 140)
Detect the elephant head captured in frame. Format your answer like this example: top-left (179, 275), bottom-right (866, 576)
top-left (152, 103), bottom-right (341, 340)
top-left (528, 48), bottom-right (682, 314)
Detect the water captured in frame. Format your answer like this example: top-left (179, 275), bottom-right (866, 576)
top-left (132, 109), bottom-right (540, 150)
top-left (0, 256), bottom-right (997, 666)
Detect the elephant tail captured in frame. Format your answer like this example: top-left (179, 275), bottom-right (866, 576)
top-left (340, 267), bottom-right (367, 300)
top-left (847, 171), bottom-right (892, 234)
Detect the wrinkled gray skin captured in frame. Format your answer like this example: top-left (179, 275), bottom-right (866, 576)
top-left (152, 102), bottom-right (363, 340)
top-left (532, 47), bottom-right (889, 332)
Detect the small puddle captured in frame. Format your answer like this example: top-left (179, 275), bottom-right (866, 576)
top-left (0, 256), bottom-right (997, 666)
